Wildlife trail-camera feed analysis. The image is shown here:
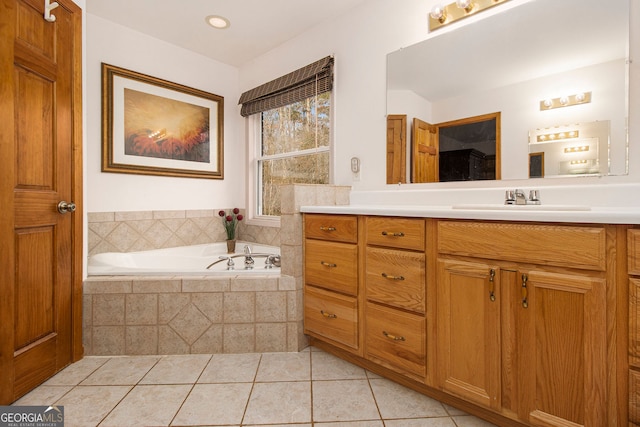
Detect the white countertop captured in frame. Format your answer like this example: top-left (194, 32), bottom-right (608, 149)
top-left (300, 204), bottom-right (640, 224)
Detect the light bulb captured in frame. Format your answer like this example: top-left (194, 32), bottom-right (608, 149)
top-left (543, 99), bottom-right (553, 108)
top-left (456, 0), bottom-right (474, 12)
top-left (559, 96), bottom-right (569, 105)
top-left (430, 4), bottom-right (446, 22)
top-left (575, 92), bottom-right (585, 102)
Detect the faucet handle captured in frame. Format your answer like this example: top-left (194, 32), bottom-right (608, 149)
top-left (529, 190), bottom-right (541, 204)
top-left (505, 190), bottom-right (516, 205)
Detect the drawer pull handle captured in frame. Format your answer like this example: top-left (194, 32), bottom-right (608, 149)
top-left (320, 310), bottom-right (337, 319)
top-left (382, 331), bottom-right (406, 341)
top-left (381, 231), bottom-right (405, 237)
top-left (319, 226), bottom-right (337, 231)
top-left (381, 272), bottom-right (405, 281)
top-left (521, 273), bottom-right (529, 309)
top-left (320, 261), bottom-right (337, 268)
top-left (489, 269), bottom-right (496, 302)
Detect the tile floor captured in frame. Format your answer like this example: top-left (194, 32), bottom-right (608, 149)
top-left (13, 347), bottom-right (497, 427)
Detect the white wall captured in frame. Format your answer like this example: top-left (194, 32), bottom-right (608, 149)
top-left (86, 14), bottom-right (243, 212)
top-left (239, 0), bottom-right (639, 194)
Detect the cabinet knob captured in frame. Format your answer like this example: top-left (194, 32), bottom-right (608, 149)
top-left (320, 261), bottom-right (337, 268)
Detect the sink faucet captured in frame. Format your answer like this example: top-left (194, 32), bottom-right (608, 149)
top-left (514, 189), bottom-right (527, 205)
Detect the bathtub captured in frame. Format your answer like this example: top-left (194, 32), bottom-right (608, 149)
top-left (88, 241), bottom-right (281, 276)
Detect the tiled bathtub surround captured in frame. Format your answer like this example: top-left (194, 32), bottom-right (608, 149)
top-left (84, 184), bottom-right (352, 357)
top-left (88, 209), bottom-right (280, 256)
top-left (83, 274), bottom-right (304, 355)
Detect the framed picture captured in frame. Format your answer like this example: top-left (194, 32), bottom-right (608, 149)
top-left (529, 152), bottom-right (544, 178)
top-left (102, 63), bottom-right (224, 179)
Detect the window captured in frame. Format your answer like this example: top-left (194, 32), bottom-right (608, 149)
top-left (257, 93), bottom-right (330, 216)
top-left (239, 57), bottom-right (334, 220)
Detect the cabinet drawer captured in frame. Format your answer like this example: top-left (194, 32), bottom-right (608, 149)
top-left (632, 278), bottom-right (640, 367)
top-left (365, 302), bottom-right (425, 378)
top-left (305, 239), bottom-right (358, 296)
top-left (365, 247), bottom-right (425, 313)
top-left (438, 221), bottom-right (606, 270)
top-left (629, 229), bottom-right (640, 276)
top-left (304, 286), bottom-right (358, 350)
top-left (631, 368), bottom-right (640, 424)
top-left (305, 214), bottom-right (357, 243)
top-left (366, 217), bottom-right (425, 251)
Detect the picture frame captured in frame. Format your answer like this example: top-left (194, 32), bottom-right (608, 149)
top-left (102, 63), bottom-right (224, 179)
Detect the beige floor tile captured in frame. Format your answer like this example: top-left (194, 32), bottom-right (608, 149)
top-left (44, 357), bottom-right (111, 386)
top-left (56, 385), bottom-right (131, 427)
top-left (315, 422), bottom-right (384, 427)
top-left (369, 378), bottom-right (448, 419)
top-left (99, 384), bottom-right (191, 427)
top-left (443, 403), bottom-right (468, 416)
top-left (81, 356), bottom-right (160, 385)
top-left (171, 383), bottom-right (252, 425)
top-left (384, 418), bottom-right (457, 427)
top-left (198, 353), bottom-right (261, 383)
top-left (312, 379), bottom-right (380, 423)
top-left (140, 354), bottom-right (211, 384)
top-left (311, 351), bottom-right (367, 380)
top-left (242, 381), bottom-right (311, 424)
top-left (255, 351), bottom-right (310, 382)
top-left (12, 386), bottom-right (73, 406)
top-left (452, 415), bottom-right (499, 426)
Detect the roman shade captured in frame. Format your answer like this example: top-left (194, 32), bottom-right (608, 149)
top-left (238, 56), bottom-right (334, 117)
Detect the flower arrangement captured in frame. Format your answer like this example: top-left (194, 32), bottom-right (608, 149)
top-left (219, 208), bottom-right (243, 240)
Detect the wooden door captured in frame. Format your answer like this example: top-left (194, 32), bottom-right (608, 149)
top-left (386, 114), bottom-right (406, 184)
top-left (516, 269), bottom-right (606, 426)
top-left (411, 118), bottom-right (437, 183)
top-left (0, 0), bottom-right (83, 404)
top-left (436, 259), bottom-right (501, 409)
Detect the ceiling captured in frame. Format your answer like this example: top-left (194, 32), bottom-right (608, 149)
top-left (86, 0), bottom-right (369, 67)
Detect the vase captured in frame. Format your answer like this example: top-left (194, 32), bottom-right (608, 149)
top-left (226, 239), bottom-right (236, 253)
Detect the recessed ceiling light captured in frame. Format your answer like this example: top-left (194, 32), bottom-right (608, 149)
top-left (205, 15), bottom-right (230, 29)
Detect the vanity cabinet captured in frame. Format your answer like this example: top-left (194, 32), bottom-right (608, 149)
top-left (303, 213), bottom-right (626, 426)
top-left (303, 214), bottom-right (360, 353)
top-left (628, 229), bottom-right (640, 425)
top-left (363, 217), bottom-right (426, 380)
top-left (437, 221), bottom-right (608, 426)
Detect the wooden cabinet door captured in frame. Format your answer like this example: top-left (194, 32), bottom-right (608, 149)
top-left (436, 259), bottom-right (501, 410)
top-left (0, 0), bottom-right (82, 403)
top-left (516, 269), bottom-right (606, 427)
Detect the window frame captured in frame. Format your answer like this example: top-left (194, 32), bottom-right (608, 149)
top-left (245, 93), bottom-right (333, 226)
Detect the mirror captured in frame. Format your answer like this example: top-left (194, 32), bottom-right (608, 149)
top-left (387, 0), bottom-right (630, 183)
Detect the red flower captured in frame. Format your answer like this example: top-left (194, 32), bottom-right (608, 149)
top-left (220, 208), bottom-right (243, 240)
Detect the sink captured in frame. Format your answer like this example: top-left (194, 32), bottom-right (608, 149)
top-left (451, 204), bottom-right (591, 212)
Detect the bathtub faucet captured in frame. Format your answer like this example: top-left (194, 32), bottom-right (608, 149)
top-left (206, 256), bottom-right (235, 270)
top-left (243, 245), bottom-right (255, 269)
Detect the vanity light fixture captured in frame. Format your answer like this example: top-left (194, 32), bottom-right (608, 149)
top-left (536, 130), bottom-right (579, 143)
top-left (429, 0), bottom-right (510, 32)
top-left (570, 160), bottom-right (588, 165)
top-left (564, 145), bottom-right (589, 153)
top-left (205, 15), bottom-right (230, 29)
top-left (539, 91), bottom-right (591, 111)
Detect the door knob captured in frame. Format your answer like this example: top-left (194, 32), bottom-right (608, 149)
top-left (57, 201), bottom-right (76, 214)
